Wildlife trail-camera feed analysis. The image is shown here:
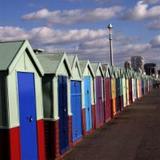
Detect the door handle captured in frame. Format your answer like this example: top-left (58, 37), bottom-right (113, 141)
top-left (27, 116), bottom-right (33, 123)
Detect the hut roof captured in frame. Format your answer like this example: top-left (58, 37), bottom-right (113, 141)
top-left (79, 60), bottom-right (95, 77)
top-left (67, 54), bottom-right (75, 68)
top-left (0, 40), bottom-right (24, 71)
top-left (37, 53), bottom-right (72, 76)
top-left (91, 62), bottom-right (104, 77)
top-left (67, 54), bottom-right (82, 78)
top-left (0, 40), bottom-right (44, 75)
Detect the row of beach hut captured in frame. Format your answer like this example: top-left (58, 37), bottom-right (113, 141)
top-left (0, 40), bottom-right (155, 160)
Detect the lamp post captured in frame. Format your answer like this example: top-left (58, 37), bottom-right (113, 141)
top-left (107, 24), bottom-right (113, 66)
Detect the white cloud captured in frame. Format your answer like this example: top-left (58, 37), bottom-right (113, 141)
top-left (122, 1), bottom-right (160, 20)
top-left (0, 25), bottom-right (160, 65)
top-left (150, 35), bottom-right (160, 47)
top-left (22, 6), bottom-right (123, 25)
top-left (143, 0), bottom-right (160, 4)
top-left (148, 19), bottom-right (160, 30)
top-left (0, 25), bottom-right (107, 46)
top-left (0, 26), bottom-right (29, 41)
top-left (29, 27), bottom-right (107, 45)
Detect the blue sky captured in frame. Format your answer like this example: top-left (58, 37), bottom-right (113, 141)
top-left (0, 0), bottom-right (160, 66)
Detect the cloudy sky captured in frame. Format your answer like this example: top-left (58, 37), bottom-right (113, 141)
top-left (1, 0), bottom-right (160, 66)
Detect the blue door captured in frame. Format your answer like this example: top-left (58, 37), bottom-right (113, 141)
top-left (58, 76), bottom-right (68, 154)
top-left (71, 81), bottom-right (82, 142)
top-left (84, 76), bottom-right (92, 132)
top-left (17, 72), bottom-right (38, 160)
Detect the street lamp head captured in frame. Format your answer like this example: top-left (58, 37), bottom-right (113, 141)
top-left (107, 24), bottom-right (113, 30)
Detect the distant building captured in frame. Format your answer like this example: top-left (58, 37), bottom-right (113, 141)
top-left (144, 63), bottom-right (157, 76)
top-left (124, 61), bottom-right (131, 69)
top-left (131, 56), bottom-right (144, 73)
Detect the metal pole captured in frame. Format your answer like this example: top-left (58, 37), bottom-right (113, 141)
top-left (108, 24), bottom-right (113, 66)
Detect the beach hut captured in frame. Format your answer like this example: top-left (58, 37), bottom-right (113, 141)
top-left (79, 60), bottom-right (95, 135)
top-left (128, 70), bottom-right (133, 104)
top-left (109, 66), bottom-right (117, 117)
top-left (132, 71), bottom-right (137, 102)
top-left (136, 73), bottom-right (140, 99)
top-left (137, 73), bottom-right (142, 99)
top-left (141, 74), bottom-right (145, 96)
top-left (146, 76), bottom-right (151, 93)
top-left (125, 70), bottom-right (130, 106)
top-left (37, 53), bottom-right (72, 159)
top-left (121, 69), bottom-right (127, 108)
top-left (142, 74), bottom-right (148, 95)
top-left (139, 73), bottom-right (143, 98)
top-left (67, 55), bottom-right (83, 144)
top-left (91, 62), bottom-right (104, 129)
top-left (0, 40), bottom-right (46, 160)
top-left (119, 68), bottom-right (124, 110)
top-left (102, 64), bottom-right (112, 122)
top-left (144, 76), bottom-right (149, 94)
top-left (115, 67), bottom-right (122, 113)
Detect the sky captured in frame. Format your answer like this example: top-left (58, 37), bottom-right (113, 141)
top-left (0, 0), bottom-right (160, 66)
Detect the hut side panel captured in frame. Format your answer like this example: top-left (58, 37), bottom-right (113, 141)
top-left (0, 74), bottom-right (8, 127)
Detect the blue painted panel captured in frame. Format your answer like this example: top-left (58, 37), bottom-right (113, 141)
top-left (84, 76), bottom-right (92, 131)
top-left (17, 72), bottom-right (38, 160)
top-left (71, 81), bottom-right (82, 142)
top-left (58, 76), bottom-right (69, 154)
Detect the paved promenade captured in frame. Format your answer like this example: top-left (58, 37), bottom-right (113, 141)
top-left (65, 89), bottom-right (160, 160)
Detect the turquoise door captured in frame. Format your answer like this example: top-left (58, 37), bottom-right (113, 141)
top-left (84, 76), bottom-right (92, 131)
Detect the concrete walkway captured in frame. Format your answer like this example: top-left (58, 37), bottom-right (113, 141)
top-left (65, 89), bottom-right (160, 160)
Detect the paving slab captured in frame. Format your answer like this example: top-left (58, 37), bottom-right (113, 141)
top-left (64, 89), bottom-right (160, 160)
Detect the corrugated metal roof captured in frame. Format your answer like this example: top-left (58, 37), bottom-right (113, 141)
top-left (36, 53), bottom-right (64, 74)
top-left (0, 40), bottom-right (24, 71)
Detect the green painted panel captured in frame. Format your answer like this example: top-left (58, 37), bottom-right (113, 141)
top-left (0, 73), bottom-right (8, 127)
top-left (42, 75), bottom-right (53, 118)
top-left (0, 41), bottom-right (24, 71)
top-left (37, 53), bottom-right (64, 74)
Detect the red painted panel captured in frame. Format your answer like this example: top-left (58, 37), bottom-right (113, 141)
top-left (44, 120), bottom-right (60, 160)
top-left (81, 108), bottom-right (86, 135)
top-left (0, 127), bottom-right (21, 160)
top-left (9, 127), bottom-right (21, 160)
top-left (91, 104), bottom-right (96, 129)
top-left (68, 116), bottom-right (72, 147)
top-left (37, 120), bottom-right (46, 160)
